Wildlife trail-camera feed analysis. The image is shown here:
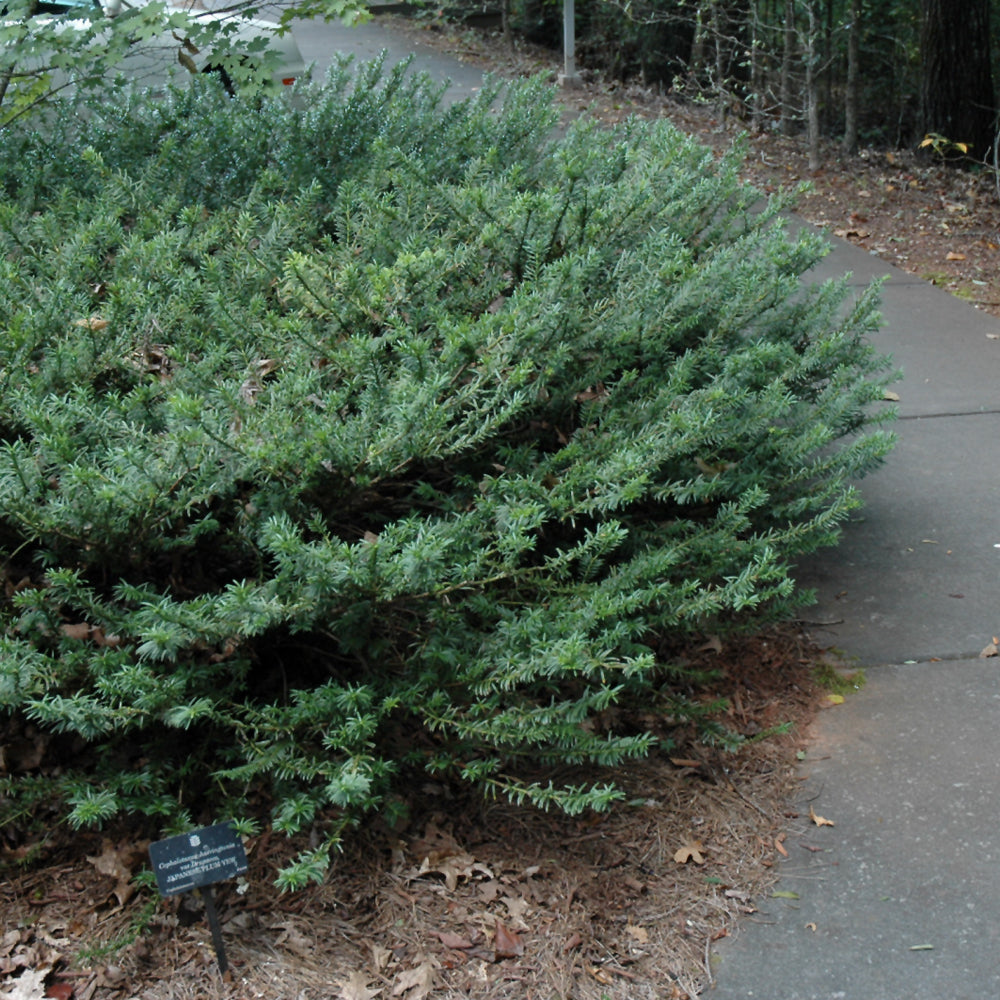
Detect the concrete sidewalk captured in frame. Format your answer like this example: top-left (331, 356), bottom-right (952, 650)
top-left (291, 9), bottom-right (494, 101)
top-left (290, 19), bottom-right (1000, 996)
top-left (710, 241), bottom-right (1000, 999)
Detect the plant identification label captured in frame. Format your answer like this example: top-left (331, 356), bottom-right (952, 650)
top-left (148, 822), bottom-right (248, 896)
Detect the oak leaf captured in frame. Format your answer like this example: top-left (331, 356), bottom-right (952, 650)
top-left (673, 840), bottom-right (706, 864)
top-left (2, 966), bottom-right (49, 1000)
top-left (432, 931), bottom-right (473, 950)
top-left (391, 960), bottom-right (436, 999)
top-left (337, 971), bottom-right (382, 1000)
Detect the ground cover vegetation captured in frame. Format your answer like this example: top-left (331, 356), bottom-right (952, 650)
top-left (0, 59), bottom-right (896, 900)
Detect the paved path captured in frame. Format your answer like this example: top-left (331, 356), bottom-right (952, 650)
top-left (711, 240), bottom-right (1000, 1000)
top-left (291, 17), bottom-right (1000, 997)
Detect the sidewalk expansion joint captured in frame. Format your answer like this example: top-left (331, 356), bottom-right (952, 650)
top-left (897, 408), bottom-right (1000, 421)
top-left (859, 651), bottom-right (995, 668)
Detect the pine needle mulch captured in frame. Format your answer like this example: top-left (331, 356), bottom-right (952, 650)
top-left (0, 625), bottom-right (845, 1000)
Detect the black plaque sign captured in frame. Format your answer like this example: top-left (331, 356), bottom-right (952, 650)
top-left (148, 822), bottom-right (248, 897)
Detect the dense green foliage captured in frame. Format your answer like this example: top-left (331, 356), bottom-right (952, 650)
top-left (0, 61), bottom-right (894, 887)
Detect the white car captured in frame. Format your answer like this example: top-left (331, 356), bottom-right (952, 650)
top-left (2, 0), bottom-right (306, 106)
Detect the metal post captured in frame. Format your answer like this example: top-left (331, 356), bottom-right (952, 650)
top-left (559, 0), bottom-right (581, 87)
top-left (201, 886), bottom-right (229, 975)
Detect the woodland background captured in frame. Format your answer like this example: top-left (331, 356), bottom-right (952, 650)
top-left (491, 0), bottom-right (996, 168)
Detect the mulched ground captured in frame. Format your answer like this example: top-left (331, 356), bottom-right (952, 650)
top-left (1, 628), bottom-right (849, 1000)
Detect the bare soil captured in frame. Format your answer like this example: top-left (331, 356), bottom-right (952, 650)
top-left (1, 21), bottom-right (950, 1000)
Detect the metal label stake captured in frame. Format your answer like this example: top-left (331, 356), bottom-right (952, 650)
top-left (149, 822), bottom-right (250, 976)
top-left (201, 885), bottom-right (229, 974)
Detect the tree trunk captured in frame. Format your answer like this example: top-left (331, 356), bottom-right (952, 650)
top-left (749, 2), bottom-right (764, 129)
top-left (712, 0), bottom-right (726, 116)
top-left (690, 3), bottom-right (707, 81)
top-left (841, 0), bottom-right (860, 155)
top-left (804, 0), bottom-right (820, 168)
top-left (779, 0), bottom-right (796, 136)
top-left (501, 0), bottom-right (512, 51)
top-left (920, 0), bottom-right (995, 160)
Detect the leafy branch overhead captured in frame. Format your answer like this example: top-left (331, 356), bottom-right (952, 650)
top-left (0, 0), bottom-right (365, 126)
top-left (0, 63), bottom-right (896, 888)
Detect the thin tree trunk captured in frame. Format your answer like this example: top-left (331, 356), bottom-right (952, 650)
top-left (749, 2), bottom-right (764, 129)
top-left (804, 0), bottom-right (821, 168)
top-left (690, 3), bottom-right (707, 80)
top-left (0, 0), bottom-right (40, 114)
top-left (841, 0), bottom-right (860, 154)
top-left (712, 0), bottom-right (727, 117)
top-left (780, 0), bottom-right (796, 136)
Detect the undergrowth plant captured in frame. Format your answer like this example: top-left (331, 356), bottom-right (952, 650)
top-left (0, 61), bottom-right (895, 888)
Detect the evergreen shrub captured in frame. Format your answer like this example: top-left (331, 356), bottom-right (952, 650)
top-left (0, 62), bottom-right (895, 887)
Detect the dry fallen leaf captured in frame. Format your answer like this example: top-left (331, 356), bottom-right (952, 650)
top-left (337, 971), bottom-right (382, 1000)
top-left (774, 834), bottom-right (788, 858)
top-left (501, 893), bottom-right (530, 926)
top-left (73, 317), bottom-right (108, 331)
top-left (86, 840), bottom-right (143, 908)
top-left (1, 966), bottom-right (49, 1000)
top-left (391, 960), bottom-right (436, 1000)
top-left (414, 851), bottom-right (493, 893)
top-left (432, 931), bottom-right (473, 950)
top-left (59, 623), bottom-right (92, 642)
top-left (945, 251), bottom-right (966, 261)
top-left (809, 805), bottom-right (835, 828)
top-left (370, 944), bottom-right (393, 972)
top-left (625, 924), bottom-right (649, 944)
top-left (493, 920), bottom-right (524, 960)
top-left (883, 390), bottom-right (901, 401)
top-left (979, 637), bottom-right (999, 658)
top-left (673, 840), bottom-right (706, 864)
top-left (273, 919), bottom-right (314, 959)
